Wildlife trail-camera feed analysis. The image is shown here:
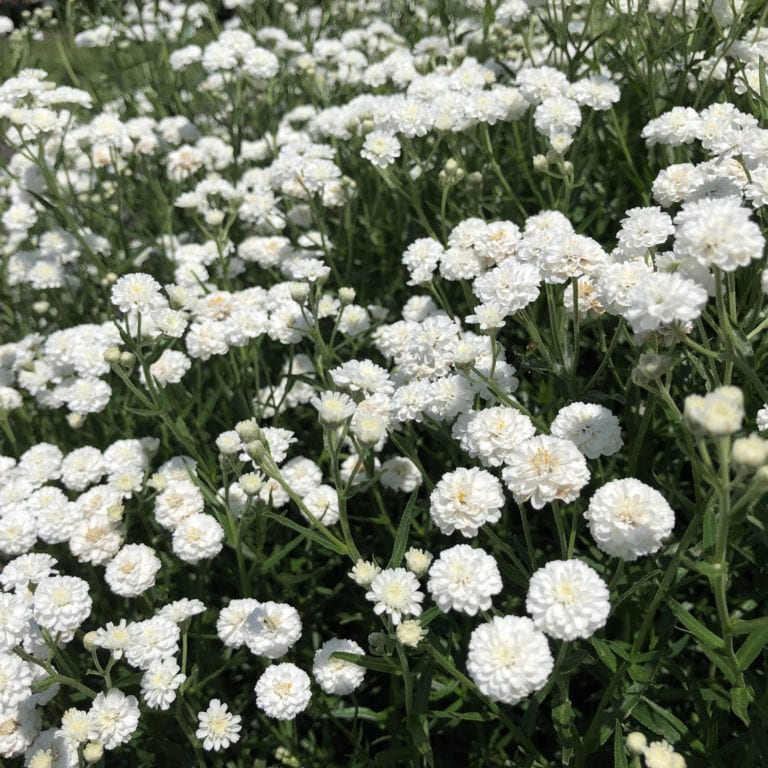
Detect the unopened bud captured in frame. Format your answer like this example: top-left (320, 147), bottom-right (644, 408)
top-left (119, 351), bottom-right (135, 368)
top-left (235, 419), bottom-right (261, 442)
top-left (83, 742), bottom-right (104, 762)
top-left (289, 283), bottom-right (309, 303)
top-left (532, 154), bottom-right (548, 171)
top-left (339, 287), bottom-right (356, 305)
top-left (103, 346), bottom-right (121, 365)
top-left (83, 631), bottom-right (99, 652)
top-left (466, 171), bottom-right (483, 185)
top-left (245, 440), bottom-right (266, 461)
top-left (32, 301), bottom-right (49, 314)
top-left (625, 732), bottom-right (647, 754)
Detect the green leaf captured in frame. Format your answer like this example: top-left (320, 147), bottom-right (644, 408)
top-left (407, 716), bottom-right (434, 767)
top-left (331, 652), bottom-right (401, 675)
top-left (631, 701), bottom-right (680, 743)
top-left (736, 619), bottom-right (768, 671)
top-left (387, 489), bottom-right (419, 568)
top-left (419, 606), bottom-right (443, 627)
top-left (262, 512), bottom-right (348, 556)
top-left (430, 710), bottom-right (492, 722)
top-left (614, 722), bottom-right (629, 768)
top-left (552, 700), bottom-right (578, 765)
top-left (592, 637), bottom-right (618, 672)
top-left (730, 687), bottom-right (752, 727)
top-left (667, 598), bottom-right (724, 650)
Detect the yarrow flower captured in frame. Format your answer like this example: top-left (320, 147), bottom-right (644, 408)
top-left (365, 567), bottom-right (424, 625)
top-left (87, 689), bottom-right (140, 750)
top-left (525, 559), bottom-right (610, 640)
top-left (585, 478), bottom-right (675, 560)
top-left (104, 543), bottom-right (161, 597)
top-left (427, 544), bottom-right (503, 615)
top-left (674, 196), bottom-right (764, 272)
top-left (254, 663), bottom-right (312, 720)
top-left (502, 436), bottom-right (589, 509)
top-left (467, 616), bottom-right (553, 705)
top-left (549, 402), bottom-right (623, 459)
top-left (360, 131), bottom-right (401, 168)
top-left (196, 699), bottom-right (242, 751)
top-left (312, 638), bottom-right (367, 695)
top-left (429, 467), bottom-right (505, 537)
top-left (111, 272), bottom-right (166, 314)
top-left (243, 601), bottom-right (302, 659)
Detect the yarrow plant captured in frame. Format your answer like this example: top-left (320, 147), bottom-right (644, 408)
top-left (2, 0), bottom-right (768, 765)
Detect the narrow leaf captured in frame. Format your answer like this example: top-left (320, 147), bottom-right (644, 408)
top-left (331, 651), bottom-right (401, 675)
top-left (614, 722), bottom-right (629, 768)
top-left (592, 637), bottom-right (617, 672)
top-left (388, 489), bottom-right (420, 568)
top-left (736, 620), bottom-right (768, 671)
top-left (667, 598), bottom-right (724, 650)
top-left (730, 687), bottom-right (752, 727)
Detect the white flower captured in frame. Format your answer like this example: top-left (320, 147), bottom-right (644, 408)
top-left (111, 273), bottom-right (166, 314)
top-left (254, 663), bottom-right (311, 720)
top-left (310, 391), bottom-right (357, 427)
top-left (33, 575), bottom-right (92, 638)
top-left (105, 544), bottom-right (161, 598)
top-left (404, 547), bottom-right (433, 578)
top-left (87, 689), bottom-right (140, 750)
top-left (757, 404), bottom-right (768, 433)
top-left (349, 560), bottom-right (381, 587)
top-left (0, 593), bottom-right (30, 651)
top-left (467, 616), bottom-right (553, 705)
top-left (172, 513), bottom-right (224, 563)
top-left (312, 638), bottom-right (367, 695)
top-left (623, 272), bottom-right (708, 334)
top-left (196, 699), bottom-right (242, 751)
top-left (57, 707), bottom-right (90, 747)
top-left (217, 598), bottom-right (261, 648)
top-left (243, 601), bottom-right (302, 659)
top-left (526, 560), bottom-right (610, 640)
top-left (427, 544), bottom-right (502, 615)
top-left (361, 131), bottom-right (401, 168)
top-left (452, 408), bottom-right (536, 467)
top-left (124, 616), bottom-right (180, 670)
top-left (298, 484), bottom-right (339, 525)
top-left (549, 402), bottom-right (623, 459)
top-left (585, 478), bottom-right (675, 560)
top-left (141, 658), bottom-right (186, 710)
top-left (380, 457), bottom-right (423, 493)
top-left (502, 436), bottom-right (589, 509)
top-left (365, 568), bottom-right (424, 625)
top-left (674, 196), bottom-right (764, 271)
top-left (684, 386), bottom-right (744, 437)
top-left (0, 651), bottom-right (33, 710)
top-left (429, 467), bottom-right (505, 537)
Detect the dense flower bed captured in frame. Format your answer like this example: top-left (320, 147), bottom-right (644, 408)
top-left (1, 1), bottom-right (768, 766)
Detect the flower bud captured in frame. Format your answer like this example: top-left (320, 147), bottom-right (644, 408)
top-left (83, 742), bottom-right (104, 763)
top-left (626, 732), bottom-right (647, 754)
top-left (732, 434), bottom-right (768, 472)
top-left (339, 287), bottom-right (356, 305)
top-left (235, 419), bottom-right (261, 442)
top-left (103, 346), bottom-right (122, 365)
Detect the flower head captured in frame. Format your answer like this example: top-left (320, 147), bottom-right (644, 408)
top-left (196, 699), bottom-right (241, 751)
top-left (467, 616), bottom-right (553, 704)
top-left (365, 567), bottom-right (424, 625)
top-left (525, 559), bottom-right (610, 640)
